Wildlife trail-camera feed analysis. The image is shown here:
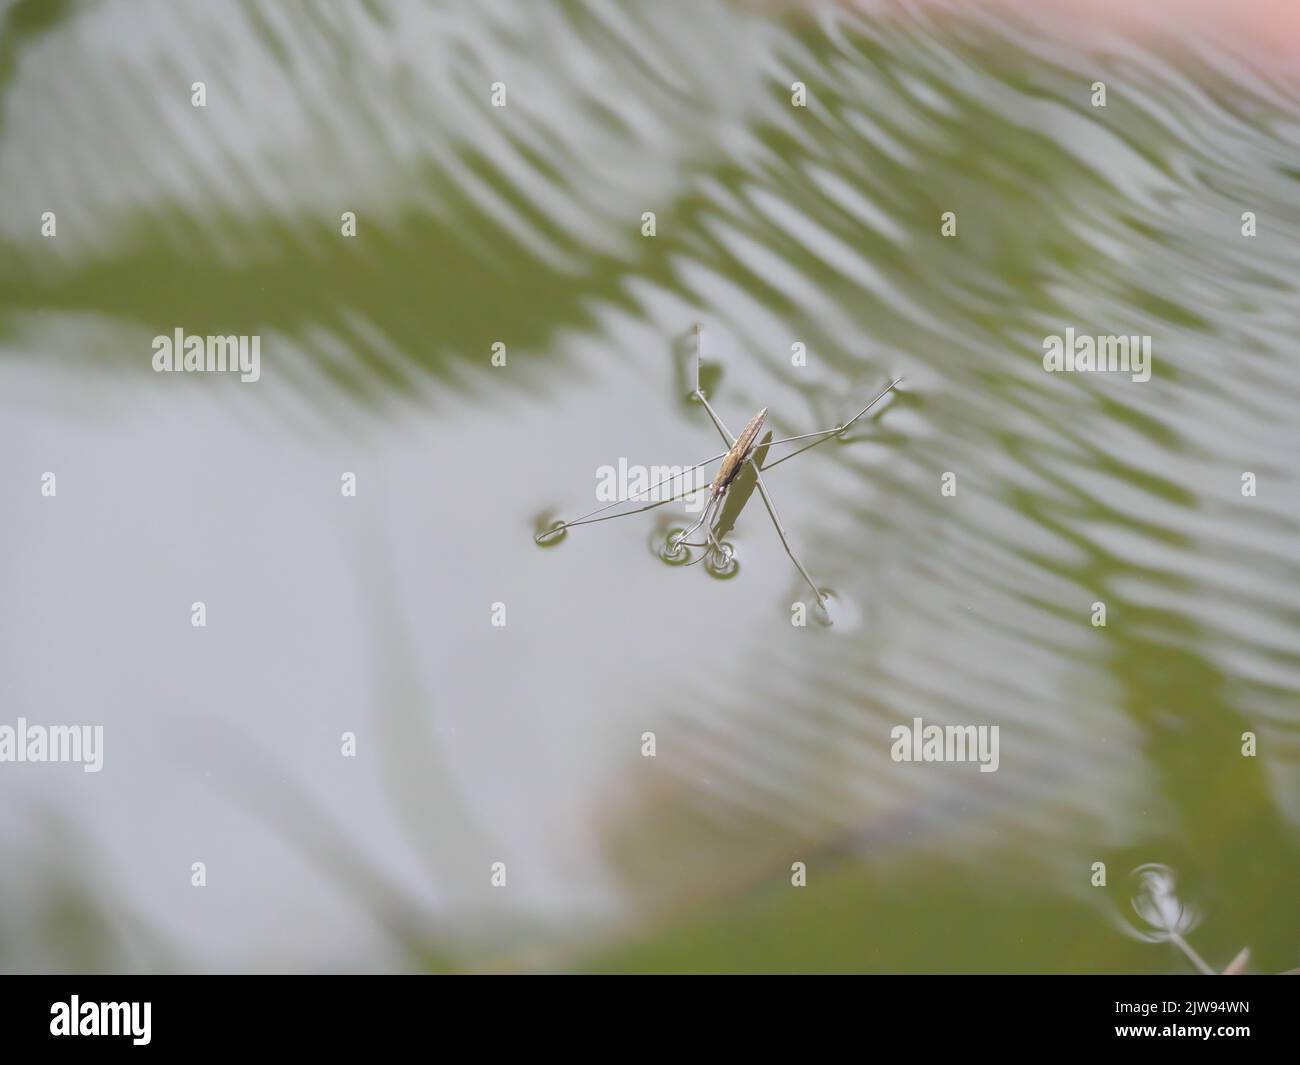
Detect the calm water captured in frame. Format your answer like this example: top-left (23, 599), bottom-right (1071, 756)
top-left (1, 0), bottom-right (1298, 973)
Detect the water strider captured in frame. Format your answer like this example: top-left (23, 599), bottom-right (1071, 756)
top-left (536, 325), bottom-right (901, 613)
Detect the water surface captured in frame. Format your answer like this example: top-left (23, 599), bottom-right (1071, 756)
top-left (1, 0), bottom-right (1298, 973)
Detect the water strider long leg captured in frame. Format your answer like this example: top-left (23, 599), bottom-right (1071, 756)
top-left (693, 331), bottom-right (899, 460)
top-left (675, 500), bottom-right (727, 550)
top-left (756, 377), bottom-right (904, 473)
top-left (756, 435), bottom-right (825, 474)
top-left (690, 324), bottom-right (738, 447)
top-left (671, 494), bottom-right (737, 568)
top-left (666, 325), bottom-right (736, 558)
top-left (677, 496), bottom-right (732, 561)
top-left (703, 517), bottom-right (731, 560)
top-left (678, 426), bottom-right (737, 557)
top-left (757, 377), bottom-right (903, 451)
top-left (697, 393), bottom-right (736, 449)
top-left (536, 450), bottom-right (729, 542)
top-left (551, 480), bottom-right (711, 536)
top-left (669, 493), bottom-right (722, 553)
top-left (748, 457), bottom-right (827, 608)
top-left (837, 376), bottom-right (904, 434)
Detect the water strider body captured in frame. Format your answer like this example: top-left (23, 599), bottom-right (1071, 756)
top-left (536, 325), bottom-right (901, 616)
top-left (667, 403), bottom-right (769, 562)
top-left (712, 407), bottom-right (768, 497)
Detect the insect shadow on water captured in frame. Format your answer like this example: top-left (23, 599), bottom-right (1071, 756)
top-left (535, 324), bottom-right (901, 619)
